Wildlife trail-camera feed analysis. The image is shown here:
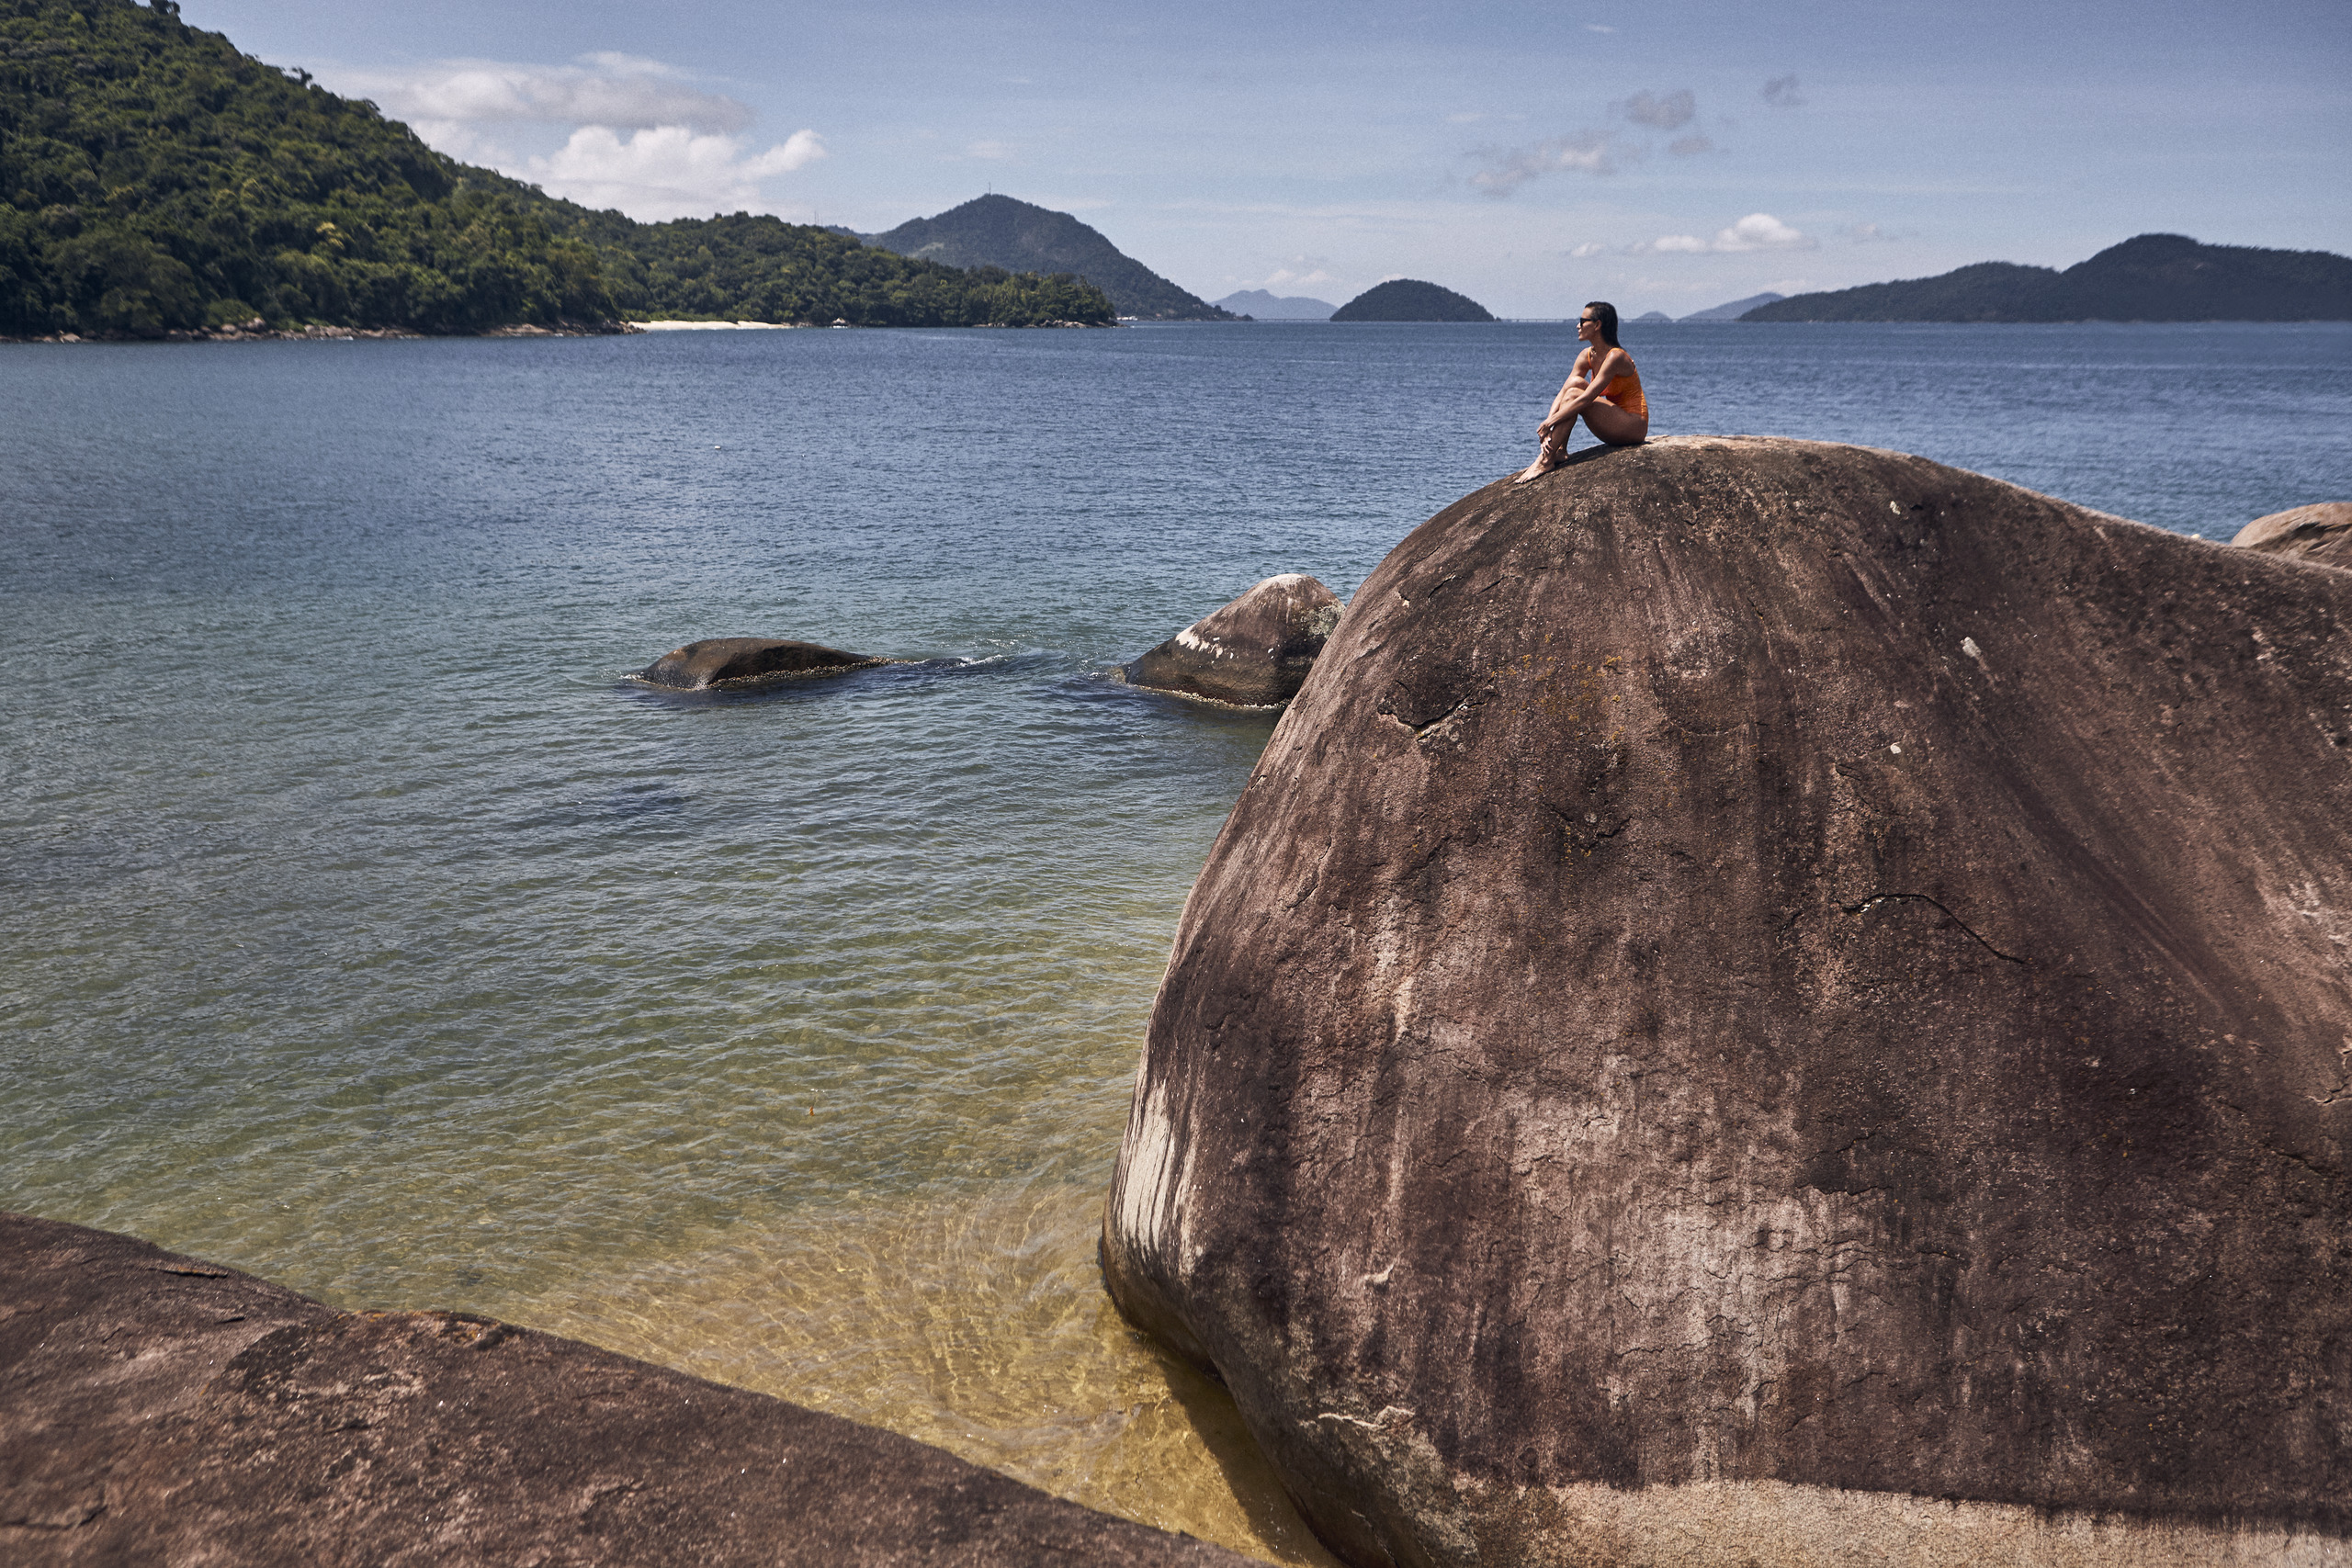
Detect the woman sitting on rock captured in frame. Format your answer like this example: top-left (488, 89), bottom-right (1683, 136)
top-left (1515, 300), bottom-right (1646, 482)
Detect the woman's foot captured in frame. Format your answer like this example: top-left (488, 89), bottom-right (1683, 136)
top-left (1513, 454), bottom-right (1558, 485)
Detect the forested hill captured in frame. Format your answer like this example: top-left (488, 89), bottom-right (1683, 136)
top-left (1329, 278), bottom-right (1495, 322)
top-left (0, 0), bottom-right (1112, 335)
top-left (865, 196), bottom-right (1234, 321)
top-left (1742, 234), bottom-right (2352, 322)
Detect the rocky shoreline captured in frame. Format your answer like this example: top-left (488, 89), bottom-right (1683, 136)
top-left (0, 318), bottom-right (638, 344)
top-left (1, 317), bottom-right (1119, 344)
top-left (0, 1211), bottom-right (1247, 1566)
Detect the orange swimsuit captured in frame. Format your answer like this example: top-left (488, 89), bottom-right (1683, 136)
top-left (1595, 354), bottom-right (1646, 420)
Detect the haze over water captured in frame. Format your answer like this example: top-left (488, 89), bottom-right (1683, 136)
top-left (5, 321), bottom-right (2347, 1563)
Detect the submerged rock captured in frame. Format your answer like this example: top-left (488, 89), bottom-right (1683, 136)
top-left (636, 637), bottom-right (884, 690)
top-left (0, 1212), bottom-right (1248, 1567)
top-left (2235, 502), bottom-right (2351, 569)
top-left (1102, 437), bottom-right (2352, 1566)
top-left (1121, 575), bottom-right (1342, 706)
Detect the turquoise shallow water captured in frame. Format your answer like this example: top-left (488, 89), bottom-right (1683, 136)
top-left (4, 321), bottom-right (2347, 1559)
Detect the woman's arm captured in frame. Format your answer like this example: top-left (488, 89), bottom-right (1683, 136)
top-left (1541, 349), bottom-right (1598, 420)
top-left (1541, 347), bottom-right (1628, 430)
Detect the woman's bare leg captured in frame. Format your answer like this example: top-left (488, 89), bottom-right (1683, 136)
top-left (1515, 413), bottom-right (1576, 482)
top-left (1581, 399), bottom-right (1647, 447)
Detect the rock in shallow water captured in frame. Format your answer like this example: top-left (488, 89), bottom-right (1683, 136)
top-left (1122, 574), bottom-right (1342, 706)
top-left (2235, 502), bottom-right (2351, 570)
top-left (637, 637), bottom-right (884, 690)
top-left (1101, 436), bottom-right (2352, 1567)
top-left (0, 1212), bottom-right (1249, 1566)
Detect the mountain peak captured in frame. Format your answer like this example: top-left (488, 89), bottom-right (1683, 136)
top-left (864, 197), bottom-right (1234, 321)
top-left (1329, 279), bottom-right (1495, 322)
top-left (1213, 288), bottom-right (1336, 321)
top-left (1743, 234), bottom-right (2352, 321)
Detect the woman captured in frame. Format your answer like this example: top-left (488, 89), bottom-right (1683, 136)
top-left (1514, 300), bottom-right (1646, 483)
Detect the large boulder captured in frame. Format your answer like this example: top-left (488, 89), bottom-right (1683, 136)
top-left (2235, 502), bottom-right (2351, 570)
top-left (1122, 575), bottom-right (1343, 706)
top-left (637, 637), bottom-right (884, 690)
top-left (0, 1212), bottom-right (1249, 1566)
top-left (1101, 437), bottom-right (2352, 1566)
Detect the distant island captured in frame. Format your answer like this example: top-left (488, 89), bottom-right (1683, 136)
top-left (1214, 288), bottom-right (1336, 321)
top-left (1330, 279), bottom-right (1495, 322)
top-left (1683, 292), bottom-right (1784, 322)
top-left (865, 196), bottom-right (1234, 321)
top-left (0, 0), bottom-right (1114, 337)
top-left (1743, 235), bottom-right (2352, 321)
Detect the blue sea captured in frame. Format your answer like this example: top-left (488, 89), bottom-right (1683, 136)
top-left (4, 321), bottom-right (2347, 1562)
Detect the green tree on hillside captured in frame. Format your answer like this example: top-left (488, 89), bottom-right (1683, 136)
top-left (0, 0), bottom-right (1112, 335)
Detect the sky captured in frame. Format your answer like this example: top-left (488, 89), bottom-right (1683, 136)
top-left (181, 0), bottom-right (2352, 319)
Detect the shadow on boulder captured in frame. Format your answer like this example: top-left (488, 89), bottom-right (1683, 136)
top-left (1119, 575), bottom-right (1342, 707)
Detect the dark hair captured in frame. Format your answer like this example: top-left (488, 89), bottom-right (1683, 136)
top-left (1582, 300), bottom-right (1621, 347)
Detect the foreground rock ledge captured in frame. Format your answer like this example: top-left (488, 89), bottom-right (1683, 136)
top-left (636, 636), bottom-right (887, 690)
top-left (1122, 575), bottom-right (1344, 706)
top-left (0, 1212), bottom-right (1247, 1567)
top-left (1102, 436), bottom-right (2352, 1568)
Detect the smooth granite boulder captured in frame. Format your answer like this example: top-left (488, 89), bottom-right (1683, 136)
top-left (1102, 437), bottom-right (2352, 1567)
top-left (637, 637), bottom-right (884, 690)
top-left (2235, 502), bottom-right (2352, 570)
top-left (0, 1212), bottom-right (1248, 1567)
top-left (1122, 574), bottom-right (1344, 706)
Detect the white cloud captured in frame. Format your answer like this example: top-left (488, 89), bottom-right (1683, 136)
top-left (1569, 242), bottom-right (1608, 258)
top-left (1469, 130), bottom-right (1634, 194)
top-left (1473, 88), bottom-right (1696, 196)
top-left (1585, 23), bottom-right (1616, 32)
top-left (1763, 74), bottom-right (1805, 108)
top-left (1668, 133), bottom-right (1715, 155)
top-left (526, 126), bottom-right (826, 220)
top-left (1638, 212), bottom-right (1815, 254)
top-left (339, 55), bottom-right (753, 133)
top-left (1261, 261), bottom-right (1339, 288)
top-left (964, 140), bottom-right (1015, 160)
top-left (1618, 88), bottom-right (1695, 130)
top-left (313, 52), bottom-right (829, 222)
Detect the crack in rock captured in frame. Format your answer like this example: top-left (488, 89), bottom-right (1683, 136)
top-left (1838, 893), bottom-right (2028, 964)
